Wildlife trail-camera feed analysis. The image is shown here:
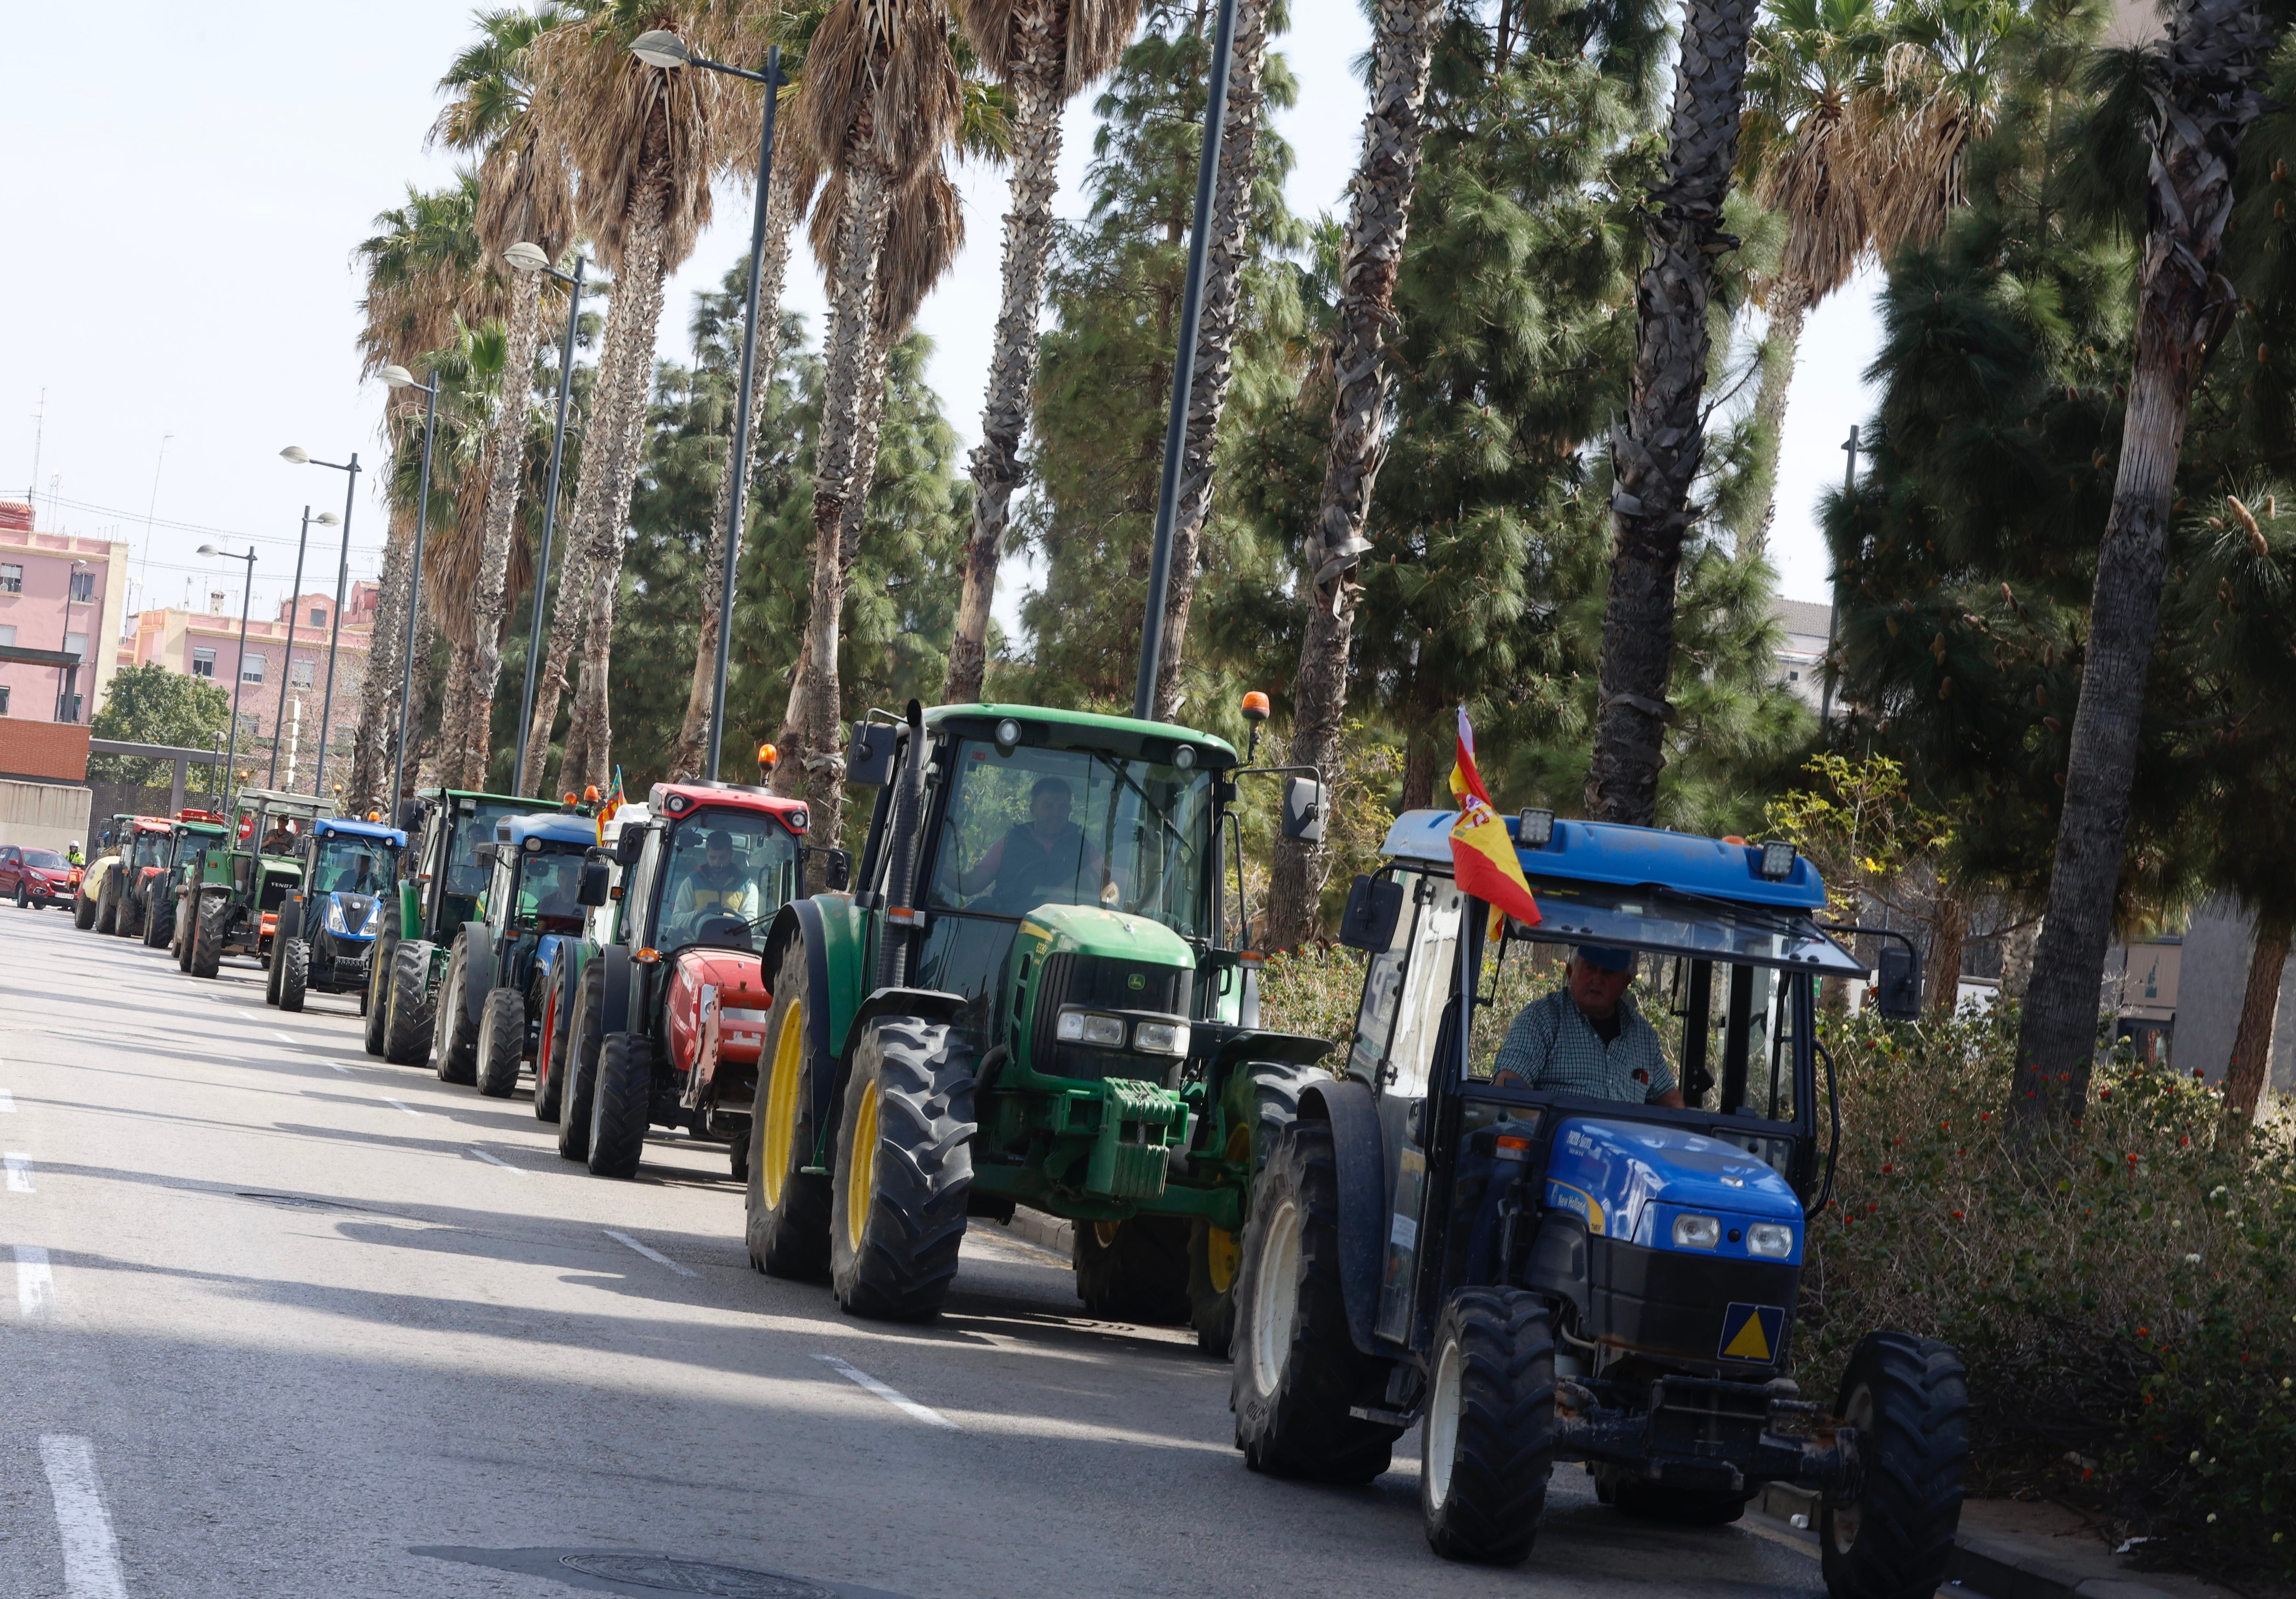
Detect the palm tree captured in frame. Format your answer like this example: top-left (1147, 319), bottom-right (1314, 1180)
top-left (518, 2), bottom-right (761, 796)
top-left (776, 0), bottom-right (963, 829)
top-left (2015, 0), bottom-right (2278, 1119)
top-left (1583, 0), bottom-right (1763, 828)
top-left (1264, 0), bottom-right (1447, 948)
top-left (940, 0), bottom-right (1142, 704)
top-left (432, 5), bottom-right (576, 791)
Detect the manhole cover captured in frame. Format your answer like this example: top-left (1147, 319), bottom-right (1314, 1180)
top-left (557, 1555), bottom-right (838, 1598)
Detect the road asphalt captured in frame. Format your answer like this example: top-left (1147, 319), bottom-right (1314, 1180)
top-left (0, 901), bottom-right (1833, 1599)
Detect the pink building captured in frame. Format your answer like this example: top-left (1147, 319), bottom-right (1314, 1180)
top-left (0, 502), bottom-right (129, 725)
top-left (129, 582), bottom-right (378, 791)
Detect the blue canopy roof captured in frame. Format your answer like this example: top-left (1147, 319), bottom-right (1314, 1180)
top-left (1377, 809), bottom-right (1830, 913)
top-left (312, 817), bottom-right (407, 849)
top-left (500, 811), bottom-right (599, 850)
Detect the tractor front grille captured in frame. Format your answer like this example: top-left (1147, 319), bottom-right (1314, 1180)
top-left (1030, 952), bottom-right (1192, 1083)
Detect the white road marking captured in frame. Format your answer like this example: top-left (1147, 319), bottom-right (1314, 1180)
top-left (814, 1353), bottom-right (960, 1430)
top-left (16, 1244), bottom-right (54, 1320)
top-left (380, 1098), bottom-right (422, 1118)
top-left (604, 1230), bottom-right (697, 1277)
top-left (39, 1435), bottom-right (129, 1599)
top-left (0, 1086), bottom-right (13, 1111)
top-left (5, 1152), bottom-right (32, 1193)
top-left (237, 1010), bottom-right (259, 1022)
top-left (326, 1063), bottom-right (351, 1075)
top-left (470, 1147), bottom-right (527, 1177)
top-left (271, 1030), bottom-right (295, 1045)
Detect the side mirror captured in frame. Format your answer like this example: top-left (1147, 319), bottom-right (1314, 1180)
top-left (1338, 874), bottom-right (1404, 951)
top-left (396, 799), bottom-right (424, 833)
top-left (614, 826), bottom-right (647, 868)
top-left (806, 847), bottom-right (853, 893)
top-left (1875, 945), bottom-right (1923, 1021)
top-left (473, 842), bottom-right (497, 869)
top-left (576, 857), bottom-right (611, 908)
top-left (847, 722), bottom-right (897, 788)
top-left (1281, 776), bottom-right (1326, 843)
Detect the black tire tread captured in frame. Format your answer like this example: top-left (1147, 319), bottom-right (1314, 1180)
top-left (1190, 1060), bottom-right (1326, 1355)
top-left (1076, 1216), bottom-right (1191, 1324)
top-left (190, 898), bottom-right (225, 978)
top-left (829, 1016), bottom-right (976, 1321)
top-left (587, 1032), bottom-right (652, 1178)
top-left (476, 986), bottom-right (525, 1098)
top-left (556, 959), bottom-right (605, 1161)
top-left (383, 939), bottom-right (434, 1064)
top-left (1422, 1288), bottom-right (1556, 1564)
top-left (433, 939), bottom-right (478, 1085)
top-left (1820, 1333), bottom-right (1969, 1599)
top-left (532, 952), bottom-right (571, 1123)
top-left (278, 938), bottom-right (310, 1012)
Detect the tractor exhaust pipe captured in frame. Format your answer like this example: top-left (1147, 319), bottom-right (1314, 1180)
top-left (876, 699), bottom-right (927, 989)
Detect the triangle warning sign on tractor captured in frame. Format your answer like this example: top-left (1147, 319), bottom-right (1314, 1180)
top-left (1719, 1303), bottom-right (1783, 1362)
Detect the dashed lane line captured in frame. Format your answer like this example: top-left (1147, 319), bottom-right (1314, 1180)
top-left (39, 1435), bottom-right (129, 1599)
top-left (814, 1353), bottom-right (960, 1430)
top-left (380, 1098), bottom-right (423, 1118)
top-left (0, 1086), bottom-right (13, 1111)
top-left (326, 1063), bottom-right (352, 1075)
top-left (604, 1230), bottom-right (696, 1277)
top-left (5, 1152), bottom-right (32, 1193)
top-left (470, 1148), bottom-right (528, 1177)
top-left (271, 1030), bottom-right (296, 1045)
top-left (16, 1244), bottom-right (54, 1320)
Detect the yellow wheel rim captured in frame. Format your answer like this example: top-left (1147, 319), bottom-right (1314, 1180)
top-left (844, 1079), bottom-right (880, 1252)
top-left (1094, 1221), bottom-right (1122, 1249)
top-left (761, 998), bottom-right (803, 1206)
top-left (1206, 1225), bottom-right (1241, 1294)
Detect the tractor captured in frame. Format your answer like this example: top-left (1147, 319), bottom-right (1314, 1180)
top-left (427, 808), bottom-right (599, 1096)
top-left (100, 817), bottom-right (172, 938)
top-left (742, 700), bottom-right (1335, 1340)
top-left (186, 789), bottom-right (332, 979)
top-left (364, 788), bottom-right (533, 1065)
top-left (529, 799), bottom-right (645, 1138)
top-left (71, 814), bottom-right (137, 930)
top-left (144, 812), bottom-right (229, 952)
top-left (550, 781), bottom-right (816, 1181)
top-left (1225, 808), bottom-right (1966, 1592)
top-left (267, 817), bottom-right (406, 1011)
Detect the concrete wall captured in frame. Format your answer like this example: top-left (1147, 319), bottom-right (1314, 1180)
top-left (0, 779), bottom-right (95, 855)
top-left (2159, 893), bottom-right (2296, 1094)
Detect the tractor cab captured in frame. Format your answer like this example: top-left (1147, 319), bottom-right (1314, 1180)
top-left (184, 789), bottom-right (333, 978)
top-left (1232, 810), bottom-right (1967, 1592)
top-left (268, 817), bottom-right (407, 1011)
top-left (108, 816), bottom-right (177, 940)
top-left (151, 812), bottom-right (229, 953)
top-left (365, 787), bottom-right (536, 1066)
top-left (479, 810), bottom-right (596, 964)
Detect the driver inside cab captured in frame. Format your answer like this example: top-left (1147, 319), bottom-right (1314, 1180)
top-left (1490, 944), bottom-right (1685, 1108)
top-left (674, 830), bottom-right (752, 926)
top-left (261, 820), bottom-right (298, 856)
top-left (950, 776), bottom-right (1108, 911)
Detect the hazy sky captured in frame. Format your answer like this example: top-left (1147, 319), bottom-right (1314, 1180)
top-left (0, 0), bottom-right (1857, 650)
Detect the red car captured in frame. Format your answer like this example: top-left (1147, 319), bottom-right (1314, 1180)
top-left (1, 845), bottom-right (75, 909)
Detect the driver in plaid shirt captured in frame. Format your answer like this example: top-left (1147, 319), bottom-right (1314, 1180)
top-left (1491, 944), bottom-right (1684, 1106)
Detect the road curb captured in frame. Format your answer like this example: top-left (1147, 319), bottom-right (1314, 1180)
top-left (1001, 1205), bottom-right (1073, 1260)
top-left (1756, 1487), bottom-right (2186, 1599)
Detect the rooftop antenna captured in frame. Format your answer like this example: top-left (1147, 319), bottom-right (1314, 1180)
top-left (141, 435), bottom-right (173, 598)
top-left (27, 390), bottom-right (44, 506)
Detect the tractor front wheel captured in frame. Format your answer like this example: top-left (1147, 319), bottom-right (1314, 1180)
top-left (532, 953), bottom-right (570, 1123)
top-left (95, 874), bottom-right (120, 935)
top-left (1075, 1217), bottom-right (1190, 1324)
top-left (1419, 1288), bottom-right (1556, 1564)
top-left (362, 933), bottom-right (396, 1056)
top-left (1191, 1061), bottom-right (1324, 1356)
top-left (475, 987), bottom-right (525, 1098)
top-left (73, 884), bottom-right (97, 930)
top-left (189, 899), bottom-right (226, 979)
top-left (383, 940), bottom-right (435, 1065)
top-left (827, 1016), bottom-right (976, 1321)
top-left (278, 939), bottom-right (310, 1012)
top-left (117, 879), bottom-right (144, 940)
top-left (586, 1032), bottom-right (653, 1179)
top-left (433, 941), bottom-right (479, 1085)
top-left (142, 884), bottom-right (169, 947)
top-left (173, 901), bottom-right (194, 969)
top-left (1230, 1121), bottom-right (1401, 1484)
top-left (1819, 1333), bottom-right (1968, 1599)
top-left (746, 939), bottom-right (832, 1281)
top-left (556, 959), bottom-right (607, 1161)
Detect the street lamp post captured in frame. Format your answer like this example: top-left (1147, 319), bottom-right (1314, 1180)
top-left (279, 445), bottom-right (360, 801)
top-left (629, 31), bottom-right (784, 780)
top-left (197, 544), bottom-right (258, 819)
top-left (505, 243), bottom-right (593, 796)
top-left (267, 507), bottom-right (339, 787)
top-left (56, 558), bottom-right (88, 724)
top-left (379, 366), bottom-right (441, 812)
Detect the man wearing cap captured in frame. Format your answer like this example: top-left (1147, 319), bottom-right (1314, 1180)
top-left (1490, 945), bottom-right (1684, 1107)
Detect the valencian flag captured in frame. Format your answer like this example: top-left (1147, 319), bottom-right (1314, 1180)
top-left (596, 766), bottom-right (626, 847)
top-left (1448, 708), bottom-right (1542, 930)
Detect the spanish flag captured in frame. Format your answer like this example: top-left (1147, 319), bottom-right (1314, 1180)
top-left (1448, 708), bottom-right (1541, 929)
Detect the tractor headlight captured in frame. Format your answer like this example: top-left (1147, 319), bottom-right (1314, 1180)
top-left (1056, 1009), bottom-right (1127, 1048)
top-left (1132, 1020), bottom-right (1190, 1056)
top-left (325, 898), bottom-right (351, 936)
top-left (1671, 1214), bottom-right (1721, 1250)
top-left (1746, 1222), bottom-right (1795, 1259)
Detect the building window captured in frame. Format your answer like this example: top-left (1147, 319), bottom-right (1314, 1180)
top-left (1788, 670), bottom-right (1800, 682)
top-left (63, 632), bottom-right (87, 662)
top-left (309, 605), bottom-right (326, 627)
top-left (192, 647), bottom-right (217, 678)
top-left (241, 713), bottom-right (261, 737)
top-left (55, 692), bottom-right (81, 723)
top-left (68, 570), bottom-right (94, 603)
top-left (290, 657), bottom-right (314, 688)
top-left (241, 653), bottom-right (266, 685)
top-left (0, 625), bottom-right (15, 647)
top-left (0, 686), bottom-right (9, 714)
top-left (0, 564), bottom-right (19, 593)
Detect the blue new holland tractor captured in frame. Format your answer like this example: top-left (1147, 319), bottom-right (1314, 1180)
top-left (1231, 810), bottom-right (1966, 1594)
top-left (438, 809), bottom-right (601, 1099)
top-left (270, 817), bottom-right (407, 1013)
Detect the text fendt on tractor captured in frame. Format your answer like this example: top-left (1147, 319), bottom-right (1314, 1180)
top-left (745, 700), bottom-right (1334, 1343)
top-left (150, 811), bottom-right (229, 957)
top-left (364, 788), bottom-right (534, 1064)
top-left (545, 779), bottom-right (819, 1182)
top-left (1229, 809), bottom-right (1968, 1592)
top-left (187, 790), bottom-right (336, 979)
top-left (266, 817), bottom-right (407, 1012)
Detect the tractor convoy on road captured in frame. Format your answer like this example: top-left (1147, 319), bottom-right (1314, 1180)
top-left (50, 700), bottom-right (1961, 1596)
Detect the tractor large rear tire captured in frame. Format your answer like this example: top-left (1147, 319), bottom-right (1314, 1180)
top-left (189, 899), bottom-right (226, 979)
top-left (1231, 1121), bottom-right (1401, 1484)
top-left (557, 959), bottom-right (607, 1161)
top-left (382, 940), bottom-right (435, 1065)
top-left (1819, 1333), bottom-right (1968, 1599)
top-left (1419, 1288), bottom-right (1556, 1564)
top-left (278, 938), bottom-right (310, 1012)
top-left (95, 873), bottom-right (120, 936)
top-left (118, 878), bottom-right (144, 940)
top-left (1075, 1217), bottom-right (1191, 1324)
top-left (586, 1032), bottom-right (653, 1179)
top-left (433, 939), bottom-right (479, 1086)
top-left (532, 950), bottom-right (572, 1123)
top-left (362, 932), bottom-right (395, 1056)
top-left (174, 901), bottom-right (194, 969)
top-left (73, 885), bottom-right (97, 930)
top-left (746, 939), bottom-right (833, 1282)
top-left (475, 987), bottom-right (525, 1099)
top-left (827, 1016), bottom-right (976, 1321)
top-left (1191, 1061), bottom-right (1323, 1356)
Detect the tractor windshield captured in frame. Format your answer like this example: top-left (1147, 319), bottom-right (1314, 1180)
top-left (134, 832), bottom-right (169, 870)
top-left (437, 801), bottom-right (529, 929)
top-left (648, 810), bottom-right (799, 953)
top-left (310, 836), bottom-right (391, 897)
top-left (505, 847), bottom-right (589, 933)
top-left (925, 740), bottom-right (1214, 938)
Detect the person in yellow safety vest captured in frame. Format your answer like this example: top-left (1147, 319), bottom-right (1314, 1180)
top-left (673, 830), bottom-right (751, 924)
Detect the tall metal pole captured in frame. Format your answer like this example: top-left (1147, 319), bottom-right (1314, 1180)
top-left (707, 45), bottom-right (784, 782)
top-left (222, 551), bottom-right (256, 820)
top-left (1820, 424), bottom-right (1858, 732)
top-left (391, 377), bottom-right (440, 812)
top-left (1132, 0), bottom-right (1240, 723)
top-left (515, 255), bottom-right (587, 795)
top-left (267, 507), bottom-right (314, 787)
top-left (312, 455), bottom-right (359, 802)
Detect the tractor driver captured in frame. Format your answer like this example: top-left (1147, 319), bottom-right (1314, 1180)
top-left (1489, 945), bottom-right (1685, 1107)
top-left (261, 818), bottom-right (298, 855)
top-left (671, 830), bottom-right (752, 931)
top-left (949, 776), bottom-right (1108, 913)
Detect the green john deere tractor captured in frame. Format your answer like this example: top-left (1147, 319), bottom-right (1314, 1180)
top-left (148, 813), bottom-right (229, 953)
top-left (187, 789), bottom-right (332, 979)
top-left (366, 788), bottom-right (533, 1065)
top-left (747, 699), bottom-right (1332, 1341)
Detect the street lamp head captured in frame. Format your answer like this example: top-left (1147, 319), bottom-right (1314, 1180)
top-left (629, 28), bottom-right (690, 67)
top-left (281, 446), bottom-right (310, 464)
top-left (315, 512), bottom-right (340, 527)
top-left (379, 364), bottom-right (417, 388)
top-left (503, 241), bottom-right (551, 274)
top-left (196, 544), bottom-right (219, 557)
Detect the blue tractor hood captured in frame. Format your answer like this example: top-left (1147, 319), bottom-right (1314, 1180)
top-left (322, 889), bottom-right (384, 942)
top-left (1543, 1118), bottom-right (1804, 1265)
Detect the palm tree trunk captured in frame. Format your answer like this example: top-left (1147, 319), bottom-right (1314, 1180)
top-left (1266, 0), bottom-right (1445, 950)
top-left (455, 271), bottom-right (548, 791)
top-left (1737, 276), bottom-right (1811, 563)
top-left (669, 163), bottom-right (805, 781)
top-left (783, 159), bottom-right (895, 833)
top-left (1585, 0), bottom-right (1759, 830)
top-left (2013, 0), bottom-right (2271, 1122)
top-left (517, 515), bottom-right (597, 796)
top-left (1925, 876), bottom-right (1969, 1019)
top-left (946, 7), bottom-right (1067, 705)
top-left (346, 500), bottom-right (417, 808)
top-left (2223, 907), bottom-right (2290, 1120)
top-left (1150, 0), bottom-right (1271, 723)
